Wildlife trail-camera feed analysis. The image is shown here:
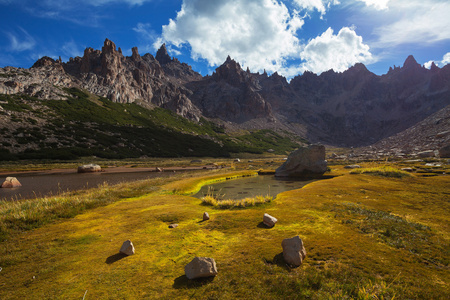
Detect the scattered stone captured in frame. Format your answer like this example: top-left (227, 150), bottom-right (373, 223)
top-left (203, 212), bottom-right (210, 221)
top-left (77, 164), bottom-right (101, 173)
top-left (425, 163), bottom-right (441, 167)
top-left (436, 131), bottom-right (450, 138)
top-left (1, 177), bottom-right (22, 188)
top-left (344, 165), bottom-right (361, 169)
top-left (439, 144), bottom-right (450, 158)
top-left (401, 167), bottom-right (414, 172)
top-left (275, 145), bottom-right (327, 177)
top-left (119, 240), bottom-right (135, 256)
top-left (282, 236), bottom-right (306, 267)
top-left (417, 150), bottom-right (435, 158)
top-left (263, 213), bottom-right (277, 228)
top-left (155, 167), bottom-right (163, 172)
top-left (169, 224), bottom-right (178, 228)
top-left (234, 158), bottom-right (240, 162)
top-left (185, 257), bottom-right (218, 280)
top-left (267, 149), bottom-right (275, 153)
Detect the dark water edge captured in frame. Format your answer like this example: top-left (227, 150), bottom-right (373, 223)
top-left (193, 175), bottom-right (316, 200)
top-left (0, 171), bottom-right (180, 201)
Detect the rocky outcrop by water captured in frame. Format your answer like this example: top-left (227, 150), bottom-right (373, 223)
top-left (275, 145), bottom-right (327, 177)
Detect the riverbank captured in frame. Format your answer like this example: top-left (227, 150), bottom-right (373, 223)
top-left (0, 162), bottom-right (448, 299)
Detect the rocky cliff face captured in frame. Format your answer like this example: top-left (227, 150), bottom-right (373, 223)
top-left (186, 57), bottom-right (273, 123)
top-left (1, 38), bottom-right (449, 148)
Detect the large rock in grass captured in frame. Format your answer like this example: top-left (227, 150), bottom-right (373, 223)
top-left (282, 236), bottom-right (306, 267)
top-left (119, 240), bottom-right (135, 256)
top-left (185, 257), bottom-right (218, 279)
top-left (77, 164), bottom-right (101, 173)
top-left (275, 145), bottom-right (327, 177)
top-left (1, 177), bottom-right (22, 188)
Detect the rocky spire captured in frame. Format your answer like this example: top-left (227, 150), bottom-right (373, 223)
top-left (132, 47), bottom-right (141, 61)
top-left (430, 61), bottom-right (440, 72)
top-left (102, 38), bottom-right (117, 54)
top-left (403, 55), bottom-right (420, 69)
top-left (156, 44), bottom-right (172, 65)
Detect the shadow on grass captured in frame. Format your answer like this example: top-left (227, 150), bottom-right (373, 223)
top-left (257, 221), bottom-right (273, 229)
top-left (105, 252), bottom-right (127, 264)
top-left (264, 252), bottom-right (292, 271)
top-left (173, 275), bottom-right (215, 289)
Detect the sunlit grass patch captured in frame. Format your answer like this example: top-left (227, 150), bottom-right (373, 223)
top-left (330, 202), bottom-right (449, 267)
top-left (0, 177), bottom-right (167, 241)
top-left (350, 166), bottom-right (412, 178)
top-left (201, 195), bottom-right (273, 208)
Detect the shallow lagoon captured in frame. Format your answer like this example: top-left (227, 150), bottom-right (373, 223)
top-left (0, 171), bottom-right (178, 201)
top-left (193, 175), bottom-right (315, 200)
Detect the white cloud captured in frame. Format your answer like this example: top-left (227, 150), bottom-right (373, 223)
top-left (424, 52), bottom-right (450, 69)
top-left (357, 0), bottom-right (389, 10)
top-left (133, 23), bottom-right (156, 40)
top-left (158, 0), bottom-right (304, 76)
top-left (5, 27), bottom-right (36, 52)
top-left (372, 0), bottom-right (450, 48)
top-left (61, 40), bottom-right (83, 58)
top-left (300, 27), bottom-right (373, 74)
top-left (292, 0), bottom-right (340, 15)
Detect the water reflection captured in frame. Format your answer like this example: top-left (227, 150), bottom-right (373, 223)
top-left (0, 171), bottom-right (178, 201)
top-left (193, 175), bottom-right (315, 200)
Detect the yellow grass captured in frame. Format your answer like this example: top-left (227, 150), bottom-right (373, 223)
top-left (0, 162), bottom-right (449, 299)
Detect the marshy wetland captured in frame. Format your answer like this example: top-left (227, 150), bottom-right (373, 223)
top-left (0, 157), bottom-right (449, 299)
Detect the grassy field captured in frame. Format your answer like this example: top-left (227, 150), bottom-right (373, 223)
top-left (0, 160), bottom-right (449, 299)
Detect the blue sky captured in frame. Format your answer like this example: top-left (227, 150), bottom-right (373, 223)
top-left (1, 0), bottom-right (449, 79)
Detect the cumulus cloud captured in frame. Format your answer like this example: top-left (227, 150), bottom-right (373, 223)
top-left (424, 52), bottom-right (450, 69)
top-left (372, 0), bottom-right (450, 48)
top-left (5, 27), bottom-right (36, 52)
top-left (158, 0), bottom-right (304, 75)
top-left (292, 0), bottom-right (340, 15)
top-left (300, 27), bottom-right (373, 74)
top-left (357, 0), bottom-right (389, 10)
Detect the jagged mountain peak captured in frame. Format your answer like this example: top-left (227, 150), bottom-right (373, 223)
top-left (403, 55), bottom-right (420, 69)
top-left (102, 38), bottom-right (117, 54)
top-left (156, 44), bottom-right (172, 65)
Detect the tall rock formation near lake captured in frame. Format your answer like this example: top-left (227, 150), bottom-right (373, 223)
top-left (1, 38), bottom-right (449, 148)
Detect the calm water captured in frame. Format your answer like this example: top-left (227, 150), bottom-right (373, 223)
top-left (0, 171), bottom-right (178, 201)
top-left (193, 175), bottom-right (315, 200)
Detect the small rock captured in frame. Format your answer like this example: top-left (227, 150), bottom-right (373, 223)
top-left (344, 165), bottom-right (361, 169)
top-left (184, 257), bottom-right (218, 280)
top-left (203, 212), bottom-right (210, 221)
top-left (1, 177), bottom-right (22, 188)
top-left (417, 150), bottom-right (435, 158)
top-left (169, 224), bottom-right (178, 228)
top-left (282, 236), bottom-right (306, 267)
top-left (234, 158), bottom-right (240, 162)
top-left (401, 167), bottom-right (414, 172)
top-left (119, 240), bottom-right (135, 256)
top-left (155, 167), bottom-right (163, 172)
top-left (263, 213), bottom-right (277, 228)
top-left (77, 164), bottom-right (101, 173)
top-left (439, 144), bottom-right (450, 158)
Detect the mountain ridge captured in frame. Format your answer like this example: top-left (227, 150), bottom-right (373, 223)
top-left (1, 38), bottom-right (449, 156)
